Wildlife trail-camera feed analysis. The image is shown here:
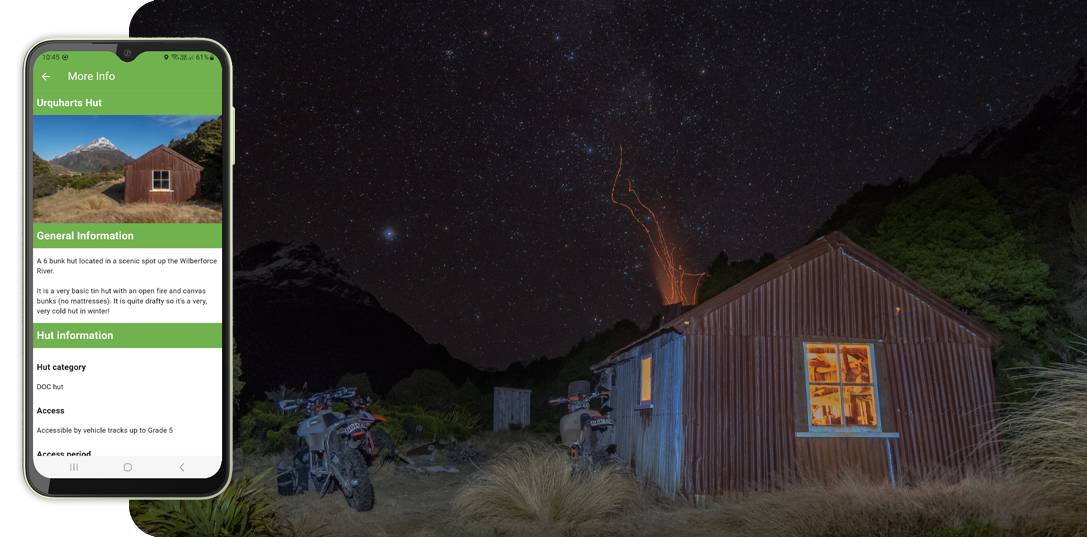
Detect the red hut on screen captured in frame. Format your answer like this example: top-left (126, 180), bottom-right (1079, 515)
top-left (124, 145), bottom-right (203, 204)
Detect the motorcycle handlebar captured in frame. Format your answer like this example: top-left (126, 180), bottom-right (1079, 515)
top-left (547, 391), bottom-right (609, 406)
top-left (278, 388), bottom-right (370, 413)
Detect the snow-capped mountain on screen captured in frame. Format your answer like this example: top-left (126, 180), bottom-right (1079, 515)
top-left (49, 137), bottom-right (133, 173)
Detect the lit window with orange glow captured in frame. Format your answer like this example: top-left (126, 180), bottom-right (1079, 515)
top-left (639, 356), bottom-right (652, 406)
top-left (804, 343), bottom-right (879, 430)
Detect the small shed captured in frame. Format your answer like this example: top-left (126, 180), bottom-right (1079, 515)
top-left (124, 145), bottom-right (203, 204)
top-left (591, 232), bottom-right (1002, 499)
top-left (493, 387), bottom-right (532, 431)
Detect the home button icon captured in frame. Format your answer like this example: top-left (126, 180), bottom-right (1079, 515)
top-left (123, 463), bottom-right (132, 472)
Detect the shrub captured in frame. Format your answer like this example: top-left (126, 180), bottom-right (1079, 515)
top-left (32, 174), bottom-right (57, 198)
top-left (59, 174), bottom-right (102, 190)
top-left (454, 379), bottom-right (485, 416)
top-left (238, 401), bottom-right (304, 455)
top-left (453, 442), bottom-right (637, 524)
top-left (335, 372), bottom-right (376, 401)
top-left (385, 369), bottom-right (457, 411)
top-left (32, 152), bottom-right (52, 177)
top-left (866, 174), bottom-right (1054, 341)
top-left (369, 403), bottom-right (481, 443)
top-left (371, 414), bottom-right (407, 448)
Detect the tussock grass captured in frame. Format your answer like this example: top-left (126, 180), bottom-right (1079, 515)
top-left (1002, 363), bottom-right (1087, 499)
top-left (453, 442), bottom-right (638, 525)
top-left (75, 195), bottom-right (114, 211)
top-left (686, 473), bottom-right (1087, 537)
top-left (34, 181), bottom-right (222, 223)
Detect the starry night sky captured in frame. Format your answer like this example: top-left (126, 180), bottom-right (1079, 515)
top-left (132, 0), bottom-right (1086, 370)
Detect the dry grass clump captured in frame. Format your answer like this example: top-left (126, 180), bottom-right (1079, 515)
top-left (1002, 363), bottom-right (1087, 499)
top-left (453, 442), bottom-right (638, 525)
top-left (686, 473), bottom-right (1087, 537)
top-left (75, 195), bottom-right (114, 211)
top-left (34, 182), bottom-right (222, 223)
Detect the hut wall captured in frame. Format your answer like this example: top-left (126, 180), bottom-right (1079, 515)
top-left (611, 330), bottom-right (685, 497)
top-left (492, 388), bottom-right (531, 431)
top-left (680, 246), bottom-right (999, 495)
top-left (125, 149), bottom-right (201, 204)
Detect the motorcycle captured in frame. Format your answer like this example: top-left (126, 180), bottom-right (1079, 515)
top-left (549, 380), bottom-right (617, 469)
top-left (276, 387), bottom-right (393, 511)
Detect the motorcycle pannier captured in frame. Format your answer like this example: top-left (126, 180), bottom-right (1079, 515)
top-left (276, 460), bottom-right (297, 496)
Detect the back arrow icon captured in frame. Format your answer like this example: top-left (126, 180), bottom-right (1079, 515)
top-left (179, 463), bottom-right (185, 471)
top-left (41, 73), bottom-right (49, 81)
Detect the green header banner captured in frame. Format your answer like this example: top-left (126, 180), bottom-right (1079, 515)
top-left (32, 50), bottom-right (222, 115)
top-left (33, 323), bottom-right (222, 348)
top-left (32, 223), bottom-right (222, 249)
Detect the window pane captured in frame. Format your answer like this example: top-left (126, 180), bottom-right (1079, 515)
top-left (806, 344), bottom-right (840, 383)
top-left (809, 386), bottom-right (842, 426)
top-left (841, 345), bottom-right (873, 384)
top-left (153, 180), bottom-right (161, 189)
top-left (640, 357), bottom-right (652, 403)
top-left (843, 386), bottom-right (878, 427)
top-left (162, 171), bottom-right (170, 179)
top-left (153, 171), bottom-right (161, 180)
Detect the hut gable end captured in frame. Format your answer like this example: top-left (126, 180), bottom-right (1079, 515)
top-left (126, 145), bottom-right (204, 172)
top-left (674, 232), bottom-right (999, 347)
top-left (123, 145), bottom-right (204, 204)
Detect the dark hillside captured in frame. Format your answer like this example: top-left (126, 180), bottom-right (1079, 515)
top-left (233, 240), bottom-right (497, 401)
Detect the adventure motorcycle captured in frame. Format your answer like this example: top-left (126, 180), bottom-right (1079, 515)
top-left (276, 387), bottom-right (392, 511)
top-left (549, 380), bottom-right (617, 469)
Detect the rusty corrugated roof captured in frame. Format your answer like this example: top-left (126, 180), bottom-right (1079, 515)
top-left (127, 144), bottom-right (205, 171)
top-left (593, 231), bottom-right (1000, 370)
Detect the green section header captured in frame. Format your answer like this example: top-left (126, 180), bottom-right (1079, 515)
top-left (33, 223), bottom-right (222, 249)
top-left (32, 50), bottom-right (221, 115)
top-left (33, 323), bottom-right (222, 348)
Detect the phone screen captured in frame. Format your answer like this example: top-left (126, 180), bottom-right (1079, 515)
top-left (24, 41), bottom-right (231, 497)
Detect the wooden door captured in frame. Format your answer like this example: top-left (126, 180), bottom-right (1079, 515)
top-left (149, 191), bottom-right (173, 203)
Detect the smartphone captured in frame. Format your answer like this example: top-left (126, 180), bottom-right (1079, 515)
top-left (23, 39), bottom-right (232, 498)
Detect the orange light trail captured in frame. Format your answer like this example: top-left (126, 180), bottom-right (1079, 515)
top-left (610, 145), bottom-right (705, 306)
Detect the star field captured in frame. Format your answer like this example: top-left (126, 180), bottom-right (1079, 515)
top-left (133, 0), bottom-right (1087, 369)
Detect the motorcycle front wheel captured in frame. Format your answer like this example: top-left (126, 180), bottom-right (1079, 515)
top-left (342, 448), bottom-right (375, 511)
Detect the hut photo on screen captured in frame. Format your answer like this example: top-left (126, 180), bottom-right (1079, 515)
top-left (31, 114), bottom-right (223, 224)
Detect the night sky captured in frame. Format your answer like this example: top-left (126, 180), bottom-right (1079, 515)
top-left (132, 1), bottom-right (1087, 370)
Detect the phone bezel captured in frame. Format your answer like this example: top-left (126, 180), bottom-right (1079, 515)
top-left (23, 38), bottom-right (233, 498)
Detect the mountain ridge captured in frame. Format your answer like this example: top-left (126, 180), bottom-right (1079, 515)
top-left (233, 240), bottom-right (495, 400)
top-left (49, 137), bottom-right (133, 174)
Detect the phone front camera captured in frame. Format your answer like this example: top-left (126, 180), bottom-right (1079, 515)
top-left (123, 49), bottom-right (132, 58)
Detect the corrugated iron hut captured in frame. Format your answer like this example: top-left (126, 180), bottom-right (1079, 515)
top-left (493, 387), bottom-right (532, 431)
top-left (124, 145), bottom-right (203, 204)
top-left (591, 231), bottom-right (1001, 499)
